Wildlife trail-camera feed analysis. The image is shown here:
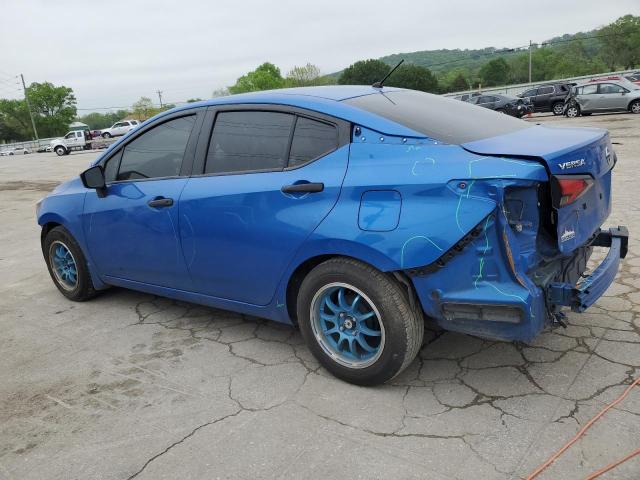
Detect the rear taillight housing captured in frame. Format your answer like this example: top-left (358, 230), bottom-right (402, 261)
top-left (551, 175), bottom-right (593, 208)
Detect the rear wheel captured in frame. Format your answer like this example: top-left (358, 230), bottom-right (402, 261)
top-left (54, 146), bottom-right (66, 156)
top-left (630, 100), bottom-right (640, 114)
top-left (297, 258), bottom-right (423, 385)
top-left (552, 102), bottom-right (564, 116)
top-left (566, 104), bottom-right (580, 118)
top-left (43, 226), bottom-right (97, 301)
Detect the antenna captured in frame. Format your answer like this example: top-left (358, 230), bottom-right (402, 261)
top-left (372, 59), bottom-right (404, 89)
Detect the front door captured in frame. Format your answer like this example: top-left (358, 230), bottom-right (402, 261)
top-left (180, 109), bottom-right (349, 305)
top-left (83, 113), bottom-right (200, 289)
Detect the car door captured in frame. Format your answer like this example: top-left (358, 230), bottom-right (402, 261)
top-left (179, 106), bottom-right (350, 305)
top-left (536, 86), bottom-right (555, 111)
top-left (82, 109), bottom-right (204, 289)
top-left (596, 83), bottom-right (628, 111)
top-left (576, 84), bottom-right (599, 112)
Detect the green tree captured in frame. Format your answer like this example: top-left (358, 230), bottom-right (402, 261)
top-left (0, 81), bottom-right (76, 141)
top-left (0, 99), bottom-right (31, 141)
top-left (78, 110), bottom-right (130, 130)
top-left (131, 97), bottom-right (160, 121)
top-left (479, 57), bottom-right (511, 86)
top-left (338, 59), bottom-right (390, 85)
top-left (228, 63), bottom-right (285, 94)
top-left (598, 15), bottom-right (640, 70)
top-left (386, 64), bottom-right (439, 93)
top-left (186, 98), bottom-right (203, 103)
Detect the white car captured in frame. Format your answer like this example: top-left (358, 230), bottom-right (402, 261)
top-left (3, 147), bottom-right (31, 155)
top-left (100, 120), bottom-right (140, 138)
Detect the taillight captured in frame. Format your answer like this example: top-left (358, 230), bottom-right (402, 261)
top-left (552, 175), bottom-right (593, 207)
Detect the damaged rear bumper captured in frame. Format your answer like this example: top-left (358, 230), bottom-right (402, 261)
top-left (547, 227), bottom-right (628, 312)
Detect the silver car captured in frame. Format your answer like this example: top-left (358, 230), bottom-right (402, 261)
top-left (566, 79), bottom-right (640, 117)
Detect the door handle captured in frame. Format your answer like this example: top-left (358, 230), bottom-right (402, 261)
top-left (148, 197), bottom-right (174, 208)
top-left (281, 182), bottom-right (324, 193)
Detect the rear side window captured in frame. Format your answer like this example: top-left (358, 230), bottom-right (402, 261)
top-left (599, 83), bottom-right (626, 94)
top-left (289, 117), bottom-right (338, 168)
top-left (344, 90), bottom-right (530, 144)
top-left (581, 85), bottom-right (598, 95)
top-left (205, 111), bottom-right (294, 174)
top-left (116, 115), bottom-right (195, 180)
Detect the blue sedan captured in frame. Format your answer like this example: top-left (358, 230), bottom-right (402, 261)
top-left (37, 86), bottom-right (628, 385)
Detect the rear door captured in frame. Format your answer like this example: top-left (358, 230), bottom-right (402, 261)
top-left (179, 106), bottom-right (350, 305)
top-left (597, 83), bottom-right (629, 111)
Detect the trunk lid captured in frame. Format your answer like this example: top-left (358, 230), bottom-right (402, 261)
top-left (462, 124), bottom-right (614, 254)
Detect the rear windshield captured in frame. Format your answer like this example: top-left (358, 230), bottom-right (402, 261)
top-left (344, 90), bottom-right (532, 144)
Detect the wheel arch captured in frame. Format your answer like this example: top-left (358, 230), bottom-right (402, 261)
top-left (628, 98), bottom-right (640, 111)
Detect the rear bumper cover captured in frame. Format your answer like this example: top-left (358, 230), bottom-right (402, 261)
top-left (548, 226), bottom-right (628, 312)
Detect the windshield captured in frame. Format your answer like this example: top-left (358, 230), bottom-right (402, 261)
top-left (344, 90), bottom-right (532, 144)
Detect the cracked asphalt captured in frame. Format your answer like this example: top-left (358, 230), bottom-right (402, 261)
top-left (1, 113), bottom-right (639, 480)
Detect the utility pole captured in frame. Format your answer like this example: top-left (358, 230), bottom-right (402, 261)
top-left (20, 74), bottom-right (39, 141)
top-left (156, 90), bottom-right (163, 108)
top-left (528, 40), bottom-right (533, 83)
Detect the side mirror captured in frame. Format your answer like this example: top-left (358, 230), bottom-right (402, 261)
top-left (80, 165), bottom-right (107, 196)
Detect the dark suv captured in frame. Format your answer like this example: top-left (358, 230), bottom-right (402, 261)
top-left (518, 83), bottom-right (573, 115)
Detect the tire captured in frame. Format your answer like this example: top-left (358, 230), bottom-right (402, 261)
top-left (55, 146), bottom-right (66, 156)
top-left (102, 132), bottom-right (111, 138)
top-left (42, 226), bottom-right (97, 301)
top-left (552, 102), bottom-right (564, 116)
top-left (297, 258), bottom-right (423, 386)
top-left (566, 105), bottom-right (580, 118)
top-left (630, 100), bottom-right (640, 114)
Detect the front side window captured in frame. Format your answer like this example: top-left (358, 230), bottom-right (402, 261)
top-left (538, 86), bottom-right (554, 95)
top-left (116, 115), bottom-right (195, 181)
top-left (205, 111), bottom-right (294, 175)
top-left (64, 132), bottom-right (75, 139)
top-left (289, 117), bottom-right (338, 168)
top-left (522, 89), bottom-right (537, 97)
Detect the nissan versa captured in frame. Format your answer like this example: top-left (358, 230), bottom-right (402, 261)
top-left (37, 86), bottom-right (628, 385)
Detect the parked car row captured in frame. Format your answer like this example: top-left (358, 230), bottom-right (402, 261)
top-left (456, 73), bottom-right (640, 119)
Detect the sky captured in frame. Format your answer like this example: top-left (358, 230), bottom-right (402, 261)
top-left (0, 0), bottom-right (637, 112)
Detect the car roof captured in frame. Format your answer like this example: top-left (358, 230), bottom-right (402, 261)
top-left (141, 86), bottom-right (428, 138)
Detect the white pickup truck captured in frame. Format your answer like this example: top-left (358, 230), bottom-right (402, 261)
top-left (50, 130), bottom-right (93, 156)
top-left (100, 119), bottom-right (140, 138)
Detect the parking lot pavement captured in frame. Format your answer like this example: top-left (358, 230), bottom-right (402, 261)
top-left (1, 114), bottom-right (639, 480)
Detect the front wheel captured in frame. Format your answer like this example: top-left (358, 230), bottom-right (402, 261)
top-left (54, 146), bottom-right (66, 156)
top-left (630, 100), bottom-right (640, 114)
top-left (297, 258), bottom-right (423, 385)
top-left (552, 102), bottom-right (564, 116)
top-left (102, 132), bottom-right (111, 138)
top-left (43, 226), bottom-right (97, 301)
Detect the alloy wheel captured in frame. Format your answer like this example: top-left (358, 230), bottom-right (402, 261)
top-left (49, 240), bottom-right (78, 291)
top-left (310, 282), bottom-right (385, 369)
